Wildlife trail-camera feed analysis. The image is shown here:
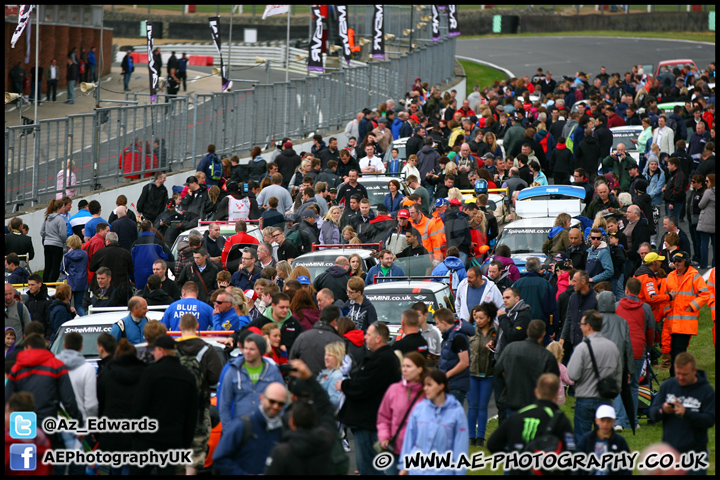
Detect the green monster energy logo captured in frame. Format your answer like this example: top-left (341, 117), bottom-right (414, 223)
top-left (522, 417), bottom-right (541, 443)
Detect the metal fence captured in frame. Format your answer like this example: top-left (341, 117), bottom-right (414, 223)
top-left (5, 36), bottom-right (456, 214)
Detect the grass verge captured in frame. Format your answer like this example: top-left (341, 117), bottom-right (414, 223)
top-left (458, 60), bottom-right (509, 97)
top-left (469, 306), bottom-right (715, 475)
top-left (462, 30), bottom-right (715, 44)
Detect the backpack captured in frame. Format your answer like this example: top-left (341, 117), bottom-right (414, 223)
top-left (206, 154), bottom-right (222, 182)
top-left (521, 408), bottom-right (572, 475)
top-left (178, 344), bottom-right (211, 422)
top-left (285, 225), bottom-right (306, 254)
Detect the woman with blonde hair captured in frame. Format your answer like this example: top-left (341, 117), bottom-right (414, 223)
top-left (483, 132), bottom-right (502, 158)
top-left (318, 341), bottom-right (347, 411)
top-left (262, 322), bottom-right (288, 366)
top-left (320, 206), bottom-right (341, 249)
top-left (61, 235), bottom-right (88, 316)
top-left (446, 187), bottom-right (463, 204)
top-left (275, 260), bottom-right (292, 290)
top-left (348, 253), bottom-right (366, 281)
top-left (547, 341), bottom-right (573, 405)
top-left (229, 287), bottom-right (250, 317)
top-left (342, 225), bottom-right (358, 244)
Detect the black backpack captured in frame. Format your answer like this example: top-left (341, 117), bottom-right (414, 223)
top-left (521, 409), bottom-right (572, 476)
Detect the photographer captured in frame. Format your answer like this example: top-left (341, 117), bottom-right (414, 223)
top-left (601, 143), bottom-right (636, 191)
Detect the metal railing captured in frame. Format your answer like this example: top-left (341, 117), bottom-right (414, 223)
top-left (5, 37), bottom-right (456, 214)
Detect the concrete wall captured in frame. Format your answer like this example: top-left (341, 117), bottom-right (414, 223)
top-left (14, 130), bottom-right (348, 273)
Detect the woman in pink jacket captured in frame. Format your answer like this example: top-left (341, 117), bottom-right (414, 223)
top-left (376, 351), bottom-right (427, 476)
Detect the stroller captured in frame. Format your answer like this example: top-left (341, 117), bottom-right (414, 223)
top-left (637, 349), bottom-right (661, 423)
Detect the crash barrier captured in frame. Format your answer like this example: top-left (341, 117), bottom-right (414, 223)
top-left (5, 38), bottom-right (456, 214)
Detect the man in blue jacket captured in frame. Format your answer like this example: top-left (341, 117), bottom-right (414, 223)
top-left (585, 228), bottom-right (614, 287)
top-left (649, 352), bottom-right (715, 474)
top-left (213, 382), bottom-right (286, 475)
top-left (109, 296), bottom-right (149, 344)
top-left (365, 249), bottom-right (406, 285)
top-left (218, 333), bottom-right (283, 427)
top-left (131, 220), bottom-right (170, 291)
top-left (67, 199), bottom-right (91, 237)
top-left (196, 144), bottom-right (222, 187)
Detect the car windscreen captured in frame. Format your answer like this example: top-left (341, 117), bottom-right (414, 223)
top-left (392, 255), bottom-right (435, 278)
top-left (364, 291), bottom-right (445, 325)
top-left (51, 324), bottom-right (114, 357)
top-left (383, 145), bottom-right (407, 163)
top-left (496, 227), bottom-right (550, 254)
top-left (612, 132), bottom-right (640, 152)
top-left (361, 182), bottom-right (390, 208)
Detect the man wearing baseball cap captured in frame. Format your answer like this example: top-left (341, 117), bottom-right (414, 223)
top-left (633, 251), bottom-right (673, 367)
top-left (664, 251), bottom-right (711, 377)
top-left (577, 405), bottom-right (631, 475)
top-left (131, 334), bottom-right (199, 475)
top-left (384, 209), bottom-right (412, 255)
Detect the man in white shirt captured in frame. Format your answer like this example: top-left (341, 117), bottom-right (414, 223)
top-left (46, 58), bottom-right (58, 102)
top-left (652, 115), bottom-right (675, 155)
top-left (359, 144), bottom-right (385, 174)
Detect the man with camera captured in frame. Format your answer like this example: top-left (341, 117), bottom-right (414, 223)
top-left (601, 142), bottom-right (636, 191)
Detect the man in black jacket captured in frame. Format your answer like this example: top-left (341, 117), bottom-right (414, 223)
top-left (289, 305), bottom-right (343, 375)
top-left (131, 335), bottom-right (198, 475)
top-left (494, 320), bottom-right (560, 418)
top-left (137, 172), bottom-right (169, 223)
top-left (488, 373), bottom-right (575, 475)
top-left (110, 206), bottom-right (138, 252)
top-left (276, 141), bottom-right (302, 188)
top-left (180, 176), bottom-right (213, 221)
top-left (176, 248), bottom-right (219, 304)
top-left (405, 127), bottom-right (425, 159)
top-left (624, 205), bottom-right (651, 275)
top-left (142, 274), bottom-right (176, 306)
top-left (566, 226), bottom-right (588, 271)
top-left (313, 257), bottom-right (351, 303)
top-left (89, 233), bottom-right (134, 303)
top-left (5, 217), bottom-right (34, 260)
top-left (24, 275), bottom-right (52, 338)
top-left (338, 322), bottom-right (401, 475)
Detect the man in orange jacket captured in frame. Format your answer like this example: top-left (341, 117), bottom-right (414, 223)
top-left (633, 252), bottom-right (673, 366)
top-left (708, 267), bottom-right (715, 345)
top-left (427, 199), bottom-right (448, 261)
top-left (664, 251), bottom-right (711, 377)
